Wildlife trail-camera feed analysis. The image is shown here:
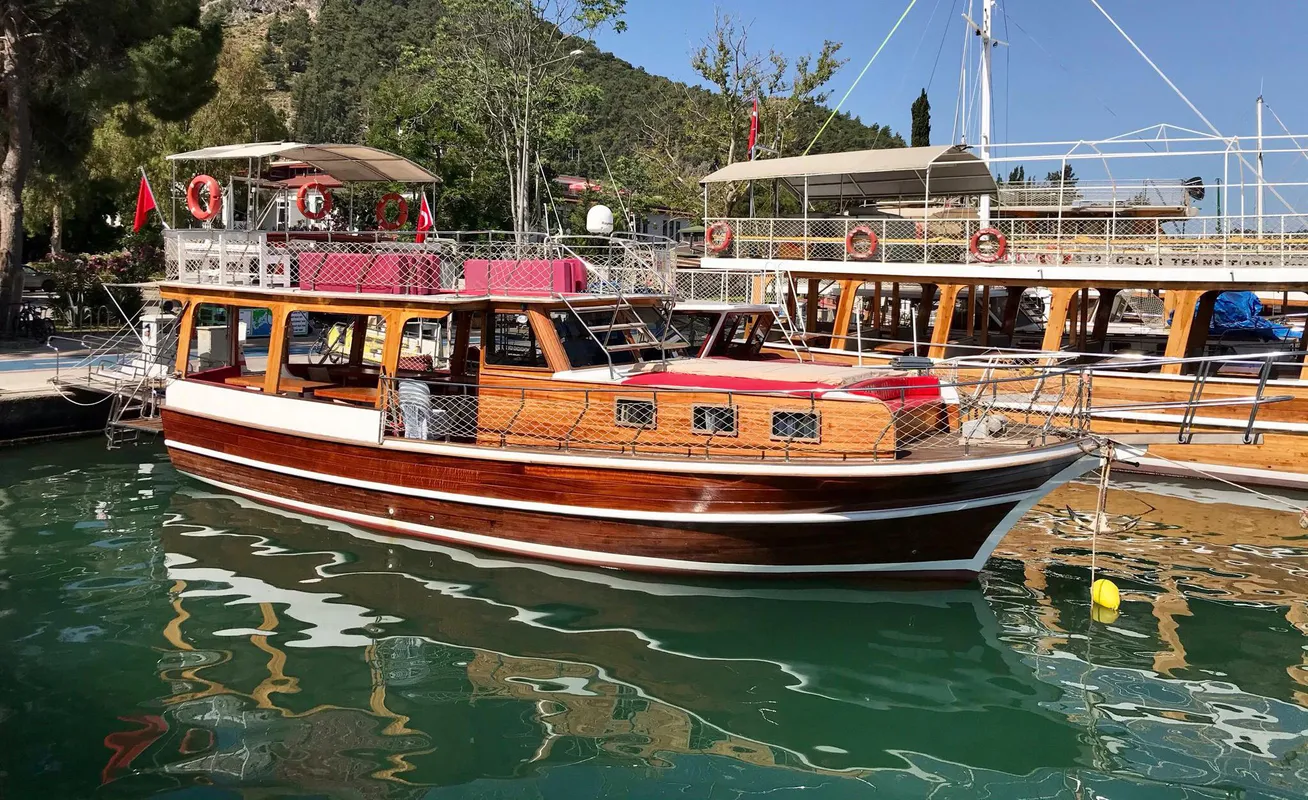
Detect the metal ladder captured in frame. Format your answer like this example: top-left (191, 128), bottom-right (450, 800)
top-left (769, 275), bottom-right (812, 362)
top-left (105, 378), bottom-right (164, 449)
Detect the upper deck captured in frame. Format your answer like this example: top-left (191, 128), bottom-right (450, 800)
top-left (698, 133), bottom-right (1308, 280)
top-left (163, 229), bottom-right (677, 302)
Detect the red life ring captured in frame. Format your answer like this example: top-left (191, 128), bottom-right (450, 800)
top-left (296, 182), bottom-right (333, 220)
top-left (845, 225), bottom-right (878, 260)
top-left (186, 175), bottom-right (222, 222)
top-left (706, 221), bottom-right (733, 254)
top-left (376, 193), bottom-right (409, 230)
top-left (969, 228), bottom-right (1007, 263)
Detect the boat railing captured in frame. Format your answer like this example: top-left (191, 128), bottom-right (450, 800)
top-left (703, 214), bottom-right (1308, 268)
top-left (376, 368), bottom-right (1093, 461)
top-left (163, 229), bottom-right (677, 299)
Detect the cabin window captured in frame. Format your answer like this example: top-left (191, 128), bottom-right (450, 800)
top-left (692, 405), bottom-right (737, 435)
top-left (614, 398), bottom-right (656, 429)
top-left (771, 410), bottom-right (820, 442)
top-left (708, 312), bottom-right (772, 359)
top-left (486, 312), bottom-right (548, 368)
top-left (550, 310), bottom-right (637, 368)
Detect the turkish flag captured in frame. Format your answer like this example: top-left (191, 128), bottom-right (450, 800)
top-left (132, 175), bottom-right (157, 232)
top-left (415, 193), bottom-right (434, 243)
top-left (747, 97), bottom-right (759, 160)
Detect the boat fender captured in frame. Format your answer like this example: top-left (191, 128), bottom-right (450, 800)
top-left (1091, 578), bottom-right (1121, 611)
top-left (969, 228), bottom-right (1007, 263)
top-left (706, 221), bottom-right (733, 254)
top-left (845, 225), bottom-right (879, 260)
top-left (297, 182), bottom-right (333, 220)
top-left (186, 175), bottom-right (223, 222)
top-left (376, 193), bottom-right (409, 230)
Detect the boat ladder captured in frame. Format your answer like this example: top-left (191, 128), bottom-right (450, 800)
top-left (105, 377), bottom-right (164, 449)
top-left (562, 295), bottom-right (691, 376)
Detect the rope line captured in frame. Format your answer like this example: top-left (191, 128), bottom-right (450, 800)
top-left (804, 0), bottom-right (921, 156)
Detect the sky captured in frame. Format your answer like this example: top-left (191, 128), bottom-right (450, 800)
top-left (593, 0), bottom-right (1308, 214)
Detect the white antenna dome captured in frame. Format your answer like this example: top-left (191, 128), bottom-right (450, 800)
top-left (586, 204), bottom-right (615, 235)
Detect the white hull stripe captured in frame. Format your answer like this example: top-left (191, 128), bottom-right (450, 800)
top-left (1127, 455), bottom-right (1308, 489)
top-left (178, 471), bottom-right (986, 575)
top-left (165, 440), bottom-right (1034, 524)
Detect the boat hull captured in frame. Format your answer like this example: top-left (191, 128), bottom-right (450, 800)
top-left (161, 409), bottom-right (1095, 577)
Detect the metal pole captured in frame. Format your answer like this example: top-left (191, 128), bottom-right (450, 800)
top-left (978, 0), bottom-right (995, 228)
top-left (1256, 94), bottom-right (1265, 237)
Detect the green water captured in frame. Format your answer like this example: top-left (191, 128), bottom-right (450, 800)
top-left (2, 440), bottom-right (1307, 798)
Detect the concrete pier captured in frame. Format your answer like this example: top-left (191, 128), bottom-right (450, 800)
top-left (0, 353), bottom-right (112, 446)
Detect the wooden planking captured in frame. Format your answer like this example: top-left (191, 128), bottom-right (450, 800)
top-left (162, 408), bottom-right (1073, 515)
top-left (168, 448), bottom-right (1014, 569)
top-left (474, 372), bottom-right (901, 457)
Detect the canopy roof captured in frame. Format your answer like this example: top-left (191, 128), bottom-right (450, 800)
top-left (167, 142), bottom-right (438, 183)
top-left (699, 144), bottom-right (996, 200)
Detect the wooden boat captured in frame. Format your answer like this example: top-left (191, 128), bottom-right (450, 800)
top-left (148, 144), bottom-right (1124, 579)
top-left (691, 138), bottom-right (1308, 489)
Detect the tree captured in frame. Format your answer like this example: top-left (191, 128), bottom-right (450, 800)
top-left (1045, 164), bottom-right (1077, 185)
top-left (637, 12), bottom-right (852, 215)
top-left (911, 88), bottom-right (930, 148)
top-left (1006, 165), bottom-right (1026, 184)
top-left (438, 0), bottom-right (626, 233)
top-left (0, 0), bottom-right (221, 330)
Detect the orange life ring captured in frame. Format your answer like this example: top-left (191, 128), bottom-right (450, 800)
top-left (376, 193), bottom-right (409, 230)
top-left (186, 175), bottom-right (222, 222)
top-left (969, 228), bottom-right (1007, 263)
top-left (706, 221), bottom-right (733, 254)
top-left (297, 182), bottom-right (333, 220)
top-left (845, 225), bottom-right (878, 260)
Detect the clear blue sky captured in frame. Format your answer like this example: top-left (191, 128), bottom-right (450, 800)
top-left (594, 0), bottom-right (1308, 214)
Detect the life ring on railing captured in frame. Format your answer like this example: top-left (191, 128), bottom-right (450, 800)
top-left (706, 221), bottom-right (733, 254)
top-left (375, 193), bottom-right (409, 230)
top-left (186, 175), bottom-right (222, 222)
top-left (969, 228), bottom-right (1007, 263)
top-left (296, 182), bottom-right (333, 220)
top-left (845, 225), bottom-right (879, 260)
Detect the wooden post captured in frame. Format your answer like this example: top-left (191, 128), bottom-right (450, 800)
top-left (872, 281), bottom-right (883, 333)
top-left (1160, 290), bottom-right (1203, 375)
top-left (261, 305), bottom-right (291, 394)
top-left (173, 302), bottom-right (197, 375)
top-left (830, 279), bottom-right (859, 351)
top-left (915, 282), bottom-right (937, 355)
top-left (1040, 288), bottom-right (1080, 352)
top-left (379, 309), bottom-right (405, 377)
top-left (980, 286), bottom-right (991, 347)
top-left (1090, 288), bottom-right (1121, 345)
top-left (928, 284), bottom-right (961, 359)
top-left (1000, 287), bottom-right (1026, 338)
top-left (450, 310), bottom-right (474, 380)
top-left (890, 283), bottom-right (901, 336)
top-left (965, 285), bottom-right (976, 337)
top-left (784, 275), bottom-right (798, 325)
top-left (1079, 288), bottom-right (1091, 351)
top-left (805, 278), bottom-right (820, 331)
top-left (348, 316), bottom-right (368, 365)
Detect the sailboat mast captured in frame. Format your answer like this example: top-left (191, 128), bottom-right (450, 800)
top-left (978, 0), bottom-right (995, 227)
top-left (1256, 93), bottom-right (1265, 234)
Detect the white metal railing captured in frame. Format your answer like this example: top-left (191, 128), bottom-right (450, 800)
top-left (703, 214), bottom-right (1308, 268)
top-left (164, 230), bottom-right (677, 298)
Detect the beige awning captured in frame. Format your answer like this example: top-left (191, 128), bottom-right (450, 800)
top-left (699, 144), bottom-right (995, 200)
top-left (167, 142), bottom-right (438, 183)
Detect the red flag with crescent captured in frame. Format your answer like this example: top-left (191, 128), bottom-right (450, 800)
top-left (747, 97), bottom-right (759, 160)
top-left (416, 193), bottom-right (434, 243)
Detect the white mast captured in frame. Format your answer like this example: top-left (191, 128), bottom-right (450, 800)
top-left (1256, 93), bottom-right (1265, 234)
top-left (978, 0), bottom-right (995, 227)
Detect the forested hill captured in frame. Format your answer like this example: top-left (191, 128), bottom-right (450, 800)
top-left (255, 0), bottom-right (904, 187)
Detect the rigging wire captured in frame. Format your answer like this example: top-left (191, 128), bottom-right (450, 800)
top-left (952, 0), bottom-right (972, 143)
top-left (926, 0), bottom-right (960, 93)
top-left (1087, 0), bottom-right (1296, 212)
top-left (803, 0), bottom-right (921, 155)
top-left (1263, 103), bottom-right (1308, 170)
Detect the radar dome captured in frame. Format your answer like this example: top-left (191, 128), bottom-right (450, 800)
top-left (586, 204), bottom-right (615, 235)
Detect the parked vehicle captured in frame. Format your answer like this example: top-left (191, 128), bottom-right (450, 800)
top-left (22, 265), bottom-right (56, 294)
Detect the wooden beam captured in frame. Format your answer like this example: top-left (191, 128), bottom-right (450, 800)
top-left (980, 286), bottom-right (991, 347)
top-left (1160, 290), bottom-right (1202, 375)
top-left (928, 284), bottom-right (961, 359)
top-left (890, 283), bottom-right (901, 335)
top-left (261, 305), bottom-right (291, 394)
top-left (379, 310), bottom-right (405, 377)
top-left (529, 308), bottom-right (569, 372)
top-left (1040, 287), bottom-right (1080, 352)
top-left (805, 278), bottom-right (819, 331)
top-left (872, 281), bottom-right (883, 333)
top-left (915, 283), bottom-right (937, 355)
top-left (348, 316), bottom-right (368, 366)
top-left (1090, 288), bottom-right (1121, 344)
top-left (1000, 287), bottom-right (1026, 338)
top-left (830, 279), bottom-right (859, 351)
top-left (450, 310), bottom-right (474, 380)
top-left (173, 302), bottom-right (197, 375)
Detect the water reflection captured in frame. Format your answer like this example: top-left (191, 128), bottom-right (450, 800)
top-left (0, 441), bottom-right (1306, 798)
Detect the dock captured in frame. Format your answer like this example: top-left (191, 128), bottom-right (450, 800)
top-left (0, 345), bottom-right (113, 446)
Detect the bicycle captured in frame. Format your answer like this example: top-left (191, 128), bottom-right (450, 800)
top-left (15, 302), bottom-right (57, 341)
top-left (310, 320), bottom-right (350, 364)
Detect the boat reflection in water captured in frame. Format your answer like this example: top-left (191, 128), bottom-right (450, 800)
top-left (127, 484), bottom-right (1308, 798)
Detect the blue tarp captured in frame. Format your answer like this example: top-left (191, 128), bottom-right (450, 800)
top-left (1209, 291), bottom-right (1293, 340)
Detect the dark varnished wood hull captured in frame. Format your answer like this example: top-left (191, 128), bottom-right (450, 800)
top-left (161, 409), bottom-right (1092, 576)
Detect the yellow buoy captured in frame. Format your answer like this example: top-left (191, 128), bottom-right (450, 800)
top-left (1091, 578), bottom-right (1121, 611)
